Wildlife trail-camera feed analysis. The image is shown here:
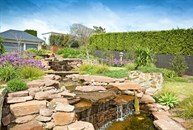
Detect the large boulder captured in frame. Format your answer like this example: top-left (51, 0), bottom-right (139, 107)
top-left (10, 100), bottom-right (46, 117)
top-left (52, 112), bottom-right (75, 126)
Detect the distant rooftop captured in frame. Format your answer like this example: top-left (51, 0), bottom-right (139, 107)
top-left (0, 29), bottom-right (44, 43)
top-left (42, 32), bottom-right (66, 35)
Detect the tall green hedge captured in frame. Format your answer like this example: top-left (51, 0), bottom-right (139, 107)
top-left (89, 29), bottom-right (193, 55)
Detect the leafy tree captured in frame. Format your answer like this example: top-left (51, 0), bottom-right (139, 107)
top-left (49, 34), bottom-right (70, 47)
top-left (93, 26), bottom-right (106, 33)
top-left (0, 37), bottom-right (5, 54)
top-left (70, 23), bottom-right (94, 46)
top-left (24, 29), bottom-right (37, 36)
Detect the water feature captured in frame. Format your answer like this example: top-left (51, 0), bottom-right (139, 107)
top-left (60, 78), bottom-right (156, 130)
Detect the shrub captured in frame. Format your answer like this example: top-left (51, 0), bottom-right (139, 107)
top-left (154, 92), bottom-right (178, 108)
top-left (0, 52), bottom-right (44, 69)
top-left (6, 79), bottom-right (27, 92)
top-left (160, 68), bottom-right (177, 79)
top-left (125, 63), bottom-right (136, 71)
top-left (178, 95), bottom-right (193, 119)
top-left (171, 55), bottom-right (188, 76)
top-left (89, 29), bottom-right (193, 56)
top-left (134, 48), bottom-right (154, 69)
top-left (19, 66), bottom-right (44, 79)
top-left (0, 65), bottom-right (18, 81)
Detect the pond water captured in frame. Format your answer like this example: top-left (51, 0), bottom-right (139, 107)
top-left (106, 111), bottom-right (156, 130)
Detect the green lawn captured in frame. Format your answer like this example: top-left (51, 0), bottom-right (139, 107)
top-left (163, 81), bottom-right (193, 101)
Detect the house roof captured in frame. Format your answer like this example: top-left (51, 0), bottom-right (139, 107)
top-left (0, 29), bottom-right (44, 43)
top-left (42, 32), bottom-right (66, 35)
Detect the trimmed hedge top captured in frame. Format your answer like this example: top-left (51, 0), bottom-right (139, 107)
top-left (89, 29), bottom-right (193, 55)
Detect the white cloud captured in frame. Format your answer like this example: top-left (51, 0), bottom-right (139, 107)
top-left (1, 1), bottom-right (193, 39)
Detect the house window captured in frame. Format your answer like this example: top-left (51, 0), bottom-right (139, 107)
top-left (3, 42), bottom-right (24, 52)
top-left (26, 44), bottom-right (38, 50)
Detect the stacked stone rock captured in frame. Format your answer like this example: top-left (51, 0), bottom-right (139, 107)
top-left (1, 73), bottom-right (186, 130)
top-left (48, 59), bottom-right (82, 71)
top-left (2, 74), bottom-right (94, 130)
top-left (67, 74), bottom-right (186, 130)
top-left (129, 71), bottom-right (163, 90)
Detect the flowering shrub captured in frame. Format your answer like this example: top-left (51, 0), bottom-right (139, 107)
top-left (0, 52), bottom-right (45, 81)
top-left (0, 52), bottom-right (44, 69)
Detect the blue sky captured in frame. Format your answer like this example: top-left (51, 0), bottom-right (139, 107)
top-left (1, 0), bottom-right (193, 38)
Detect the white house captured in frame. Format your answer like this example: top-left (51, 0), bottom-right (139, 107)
top-left (0, 29), bottom-right (44, 52)
top-left (42, 32), bottom-right (65, 45)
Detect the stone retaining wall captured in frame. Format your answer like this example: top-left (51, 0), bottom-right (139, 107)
top-left (129, 71), bottom-right (163, 90)
top-left (1, 75), bottom-right (94, 130)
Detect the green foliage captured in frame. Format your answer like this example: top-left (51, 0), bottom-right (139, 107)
top-left (6, 79), bottom-right (27, 92)
top-left (27, 48), bottom-right (50, 55)
top-left (89, 29), bottom-right (193, 55)
top-left (19, 66), bottom-right (44, 80)
top-left (69, 40), bottom-right (79, 48)
top-left (79, 64), bottom-right (109, 75)
top-left (125, 63), bottom-right (136, 71)
top-left (155, 92), bottom-right (178, 108)
top-left (134, 48), bottom-right (154, 69)
top-left (0, 37), bottom-right (5, 54)
top-left (0, 65), bottom-right (18, 81)
top-left (103, 69), bottom-right (128, 78)
top-left (24, 29), bottom-right (37, 36)
top-left (57, 48), bottom-right (81, 58)
top-left (49, 34), bottom-right (70, 46)
top-left (137, 65), bottom-right (160, 73)
top-left (159, 68), bottom-right (177, 79)
top-left (170, 55), bottom-right (188, 76)
top-left (178, 95), bottom-right (193, 119)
